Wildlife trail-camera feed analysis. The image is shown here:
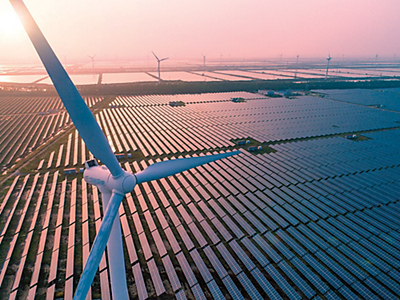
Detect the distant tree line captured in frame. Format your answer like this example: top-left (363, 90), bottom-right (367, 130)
top-left (2, 78), bottom-right (400, 97)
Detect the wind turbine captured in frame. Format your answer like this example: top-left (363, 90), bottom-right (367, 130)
top-left (202, 54), bottom-right (206, 68)
top-left (10, 1), bottom-right (240, 300)
top-left (152, 51), bottom-right (168, 81)
top-left (88, 54), bottom-right (96, 72)
top-left (294, 55), bottom-right (299, 79)
top-left (325, 54), bottom-right (332, 79)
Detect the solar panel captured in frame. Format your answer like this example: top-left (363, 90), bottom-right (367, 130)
top-left (348, 242), bottom-right (392, 273)
top-left (252, 234), bottom-right (282, 263)
top-left (132, 263), bottom-right (148, 300)
top-left (229, 240), bottom-right (256, 271)
top-left (234, 214), bottom-right (256, 236)
top-left (273, 206), bottom-right (299, 226)
top-left (351, 281), bottom-right (380, 300)
top-left (364, 277), bottom-right (397, 299)
top-left (176, 225), bottom-right (195, 251)
top-left (144, 211), bottom-right (157, 232)
top-left (314, 251), bottom-right (355, 285)
top-left (290, 257), bottom-right (329, 294)
top-left (204, 246), bottom-right (228, 279)
top-left (191, 249), bottom-right (213, 283)
top-left (264, 264), bottom-right (301, 300)
top-left (303, 254), bottom-right (343, 289)
top-left (191, 284), bottom-right (207, 300)
top-left (261, 207), bottom-right (288, 229)
top-left (162, 256), bottom-right (181, 291)
top-left (148, 259), bottom-right (165, 296)
top-left (197, 200), bottom-right (215, 220)
top-left (164, 227), bottom-right (181, 254)
top-left (176, 252), bottom-right (198, 287)
top-left (206, 280), bottom-right (225, 300)
top-left (338, 244), bottom-right (380, 277)
top-left (138, 232), bottom-right (152, 261)
top-left (236, 272), bottom-right (264, 300)
top-left (278, 260), bottom-right (315, 298)
top-left (222, 216), bottom-right (245, 239)
top-left (210, 218), bottom-right (232, 242)
top-left (307, 222), bottom-right (340, 247)
top-left (241, 237), bottom-right (270, 267)
top-left (250, 268), bottom-right (282, 300)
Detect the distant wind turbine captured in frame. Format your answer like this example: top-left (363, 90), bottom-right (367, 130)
top-left (152, 51), bottom-right (168, 81)
top-left (294, 55), bottom-right (299, 79)
top-left (325, 54), bottom-right (332, 79)
top-left (202, 54), bottom-right (206, 68)
top-left (375, 54), bottom-right (378, 68)
top-left (88, 54), bottom-right (96, 72)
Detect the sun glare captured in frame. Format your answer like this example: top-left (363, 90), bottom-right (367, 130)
top-left (0, 11), bottom-right (23, 36)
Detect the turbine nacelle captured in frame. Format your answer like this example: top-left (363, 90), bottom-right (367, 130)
top-left (83, 159), bottom-right (136, 194)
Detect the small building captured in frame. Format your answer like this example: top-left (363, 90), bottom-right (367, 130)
top-left (346, 134), bottom-right (357, 139)
top-left (169, 101), bottom-right (185, 107)
top-left (248, 146), bottom-right (258, 152)
top-left (237, 140), bottom-right (246, 145)
top-left (231, 97), bottom-right (246, 103)
top-left (64, 168), bottom-right (76, 175)
top-left (283, 90), bottom-right (292, 98)
top-left (127, 153), bottom-right (132, 158)
top-left (115, 153), bottom-right (125, 160)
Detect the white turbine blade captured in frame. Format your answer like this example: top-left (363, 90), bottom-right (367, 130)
top-left (135, 151), bottom-right (240, 184)
top-left (152, 51), bottom-right (159, 61)
top-left (11, 0), bottom-right (123, 177)
top-left (161, 57), bottom-right (169, 61)
top-left (74, 192), bottom-right (124, 300)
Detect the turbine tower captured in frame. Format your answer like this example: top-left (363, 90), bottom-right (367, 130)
top-left (325, 54), bottom-right (332, 79)
top-left (294, 55), bottom-right (299, 79)
top-left (11, 1), bottom-right (240, 299)
top-left (202, 54), bottom-right (206, 68)
top-left (88, 54), bottom-right (96, 72)
top-left (152, 51), bottom-right (168, 81)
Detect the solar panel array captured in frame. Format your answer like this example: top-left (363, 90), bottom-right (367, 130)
top-left (0, 96), bottom-right (103, 170)
top-left (0, 89), bottom-right (400, 299)
top-left (315, 88), bottom-right (400, 112)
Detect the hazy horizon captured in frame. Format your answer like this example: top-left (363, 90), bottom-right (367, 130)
top-left (1, 0), bottom-right (400, 65)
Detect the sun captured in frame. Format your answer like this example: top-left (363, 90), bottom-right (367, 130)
top-left (0, 11), bottom-right (23, 36)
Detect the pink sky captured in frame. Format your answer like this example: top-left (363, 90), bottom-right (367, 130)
top-left (1, 0), bottom-right (400, 65)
